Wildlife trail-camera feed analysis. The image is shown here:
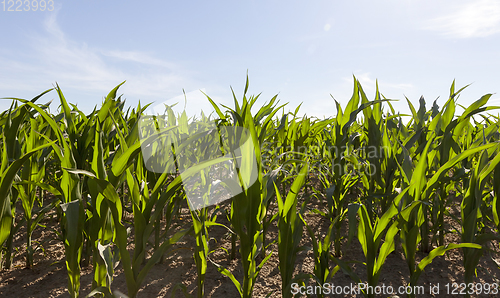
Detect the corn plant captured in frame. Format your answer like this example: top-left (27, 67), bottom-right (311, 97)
top-left (0, 121), bottom-right (56, 269)
top-left (208, 78), bottom-right (274, 298)
top-left (424, 86), bottom-right (500, 249)
top-left (322, 78), bottom-right (388, 257)
top-left (85, 120), bottom-right (116, 297)
top-left (335, 187), bottom-right (417, 298)
top-left (2, 77), bottom-right (500, 298)
top-left (276, 164), bottom-right (308, 298)
top-left (301, 213), bottom-right (338, 298)
top-left (460, 146), bottom-right (500, 297)
top-left (87, 134), bottom-right (187, 297)
top-left (358, 81), bottom-right (398, 214)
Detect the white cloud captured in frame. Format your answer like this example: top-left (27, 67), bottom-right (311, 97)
top-left (488, 96), bottom-right (500, 105)
top-left (101, 50), bottom-right (178, 69)
top-left (351, 72), bottom-right (413, 90)
top-left (0, 10), bottom-right (207, 113)
top-left (425, 0), bottom-right (500, 38)
top-left (37, 12), bottom-right (187, 95)
top-left (354, 72), bottom-right (377, 88)
top-left (358, 72), bottom-right (413, 90)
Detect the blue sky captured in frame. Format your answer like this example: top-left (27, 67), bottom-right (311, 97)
top-left (1, 0), bottom-right (500, 119)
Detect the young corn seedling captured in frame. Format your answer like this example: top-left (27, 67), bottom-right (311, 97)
top-left (84, 103), bottom-right (236, 297)
top-left (358, 81), bottom-right (395, 214)
top-left (492, 146), bottom-right (500, 241)
top-left (276, 164), bottom-right (308, 298)
top-left (78, 170), bottom-right (191, 298)
top-left (301, 210), bottom-right (339, 298)
top-left (176, 112), bottom-right (233, 298)
top-left (323, 77), bottom-right (389, 257)
top-left (396, 123), bottom-right (497, 297)
top-left (396, 139), bottom-right (483, 294)
top-left (3, 77), bottom-right (500, 298)
top-left (0, 120), bottom-right (56, 269)
top-left (85, 120), bottom-right (117, 297)
top-left (336, 187), bottom-right (417, 298)
top-left (0, 98), bottom-right (38, 268)
top-left (207, 78), bottom-right (274, 298)
top-left (17, 117), bottom-right (57, 268)
top-left (394, 133), bottom-right (485, 297)
top-left (9, 94), bottom-right (86, 298)
top-left (425, 86), bottom-right (500, 248)
top-left (460, 145), bottom-right (500, 297)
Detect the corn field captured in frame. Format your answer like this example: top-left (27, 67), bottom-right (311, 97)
top-left (1, 77), bottom-right (500, 297)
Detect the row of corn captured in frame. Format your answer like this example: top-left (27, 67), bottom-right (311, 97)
top-left (0, 77), bottom-right (499, 298)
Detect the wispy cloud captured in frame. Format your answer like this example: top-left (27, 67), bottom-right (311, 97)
top-left (344, 72), bottom-right (413, 93)
top-left (0, 10), bottom-right (206, 112)
top-left (37, 11), bottom-right (189, 95)
top-left (424, 0), bottom-right (500, 38)
top-left (101, 50), bottom-right (178, 69)
top-left (488, 96), bottom-right (500, 105)
top-left (353, 73), bottom-right (377, 88)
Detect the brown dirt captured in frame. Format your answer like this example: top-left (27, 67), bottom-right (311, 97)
top-left (1, 187), bottom-right (499, 298)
